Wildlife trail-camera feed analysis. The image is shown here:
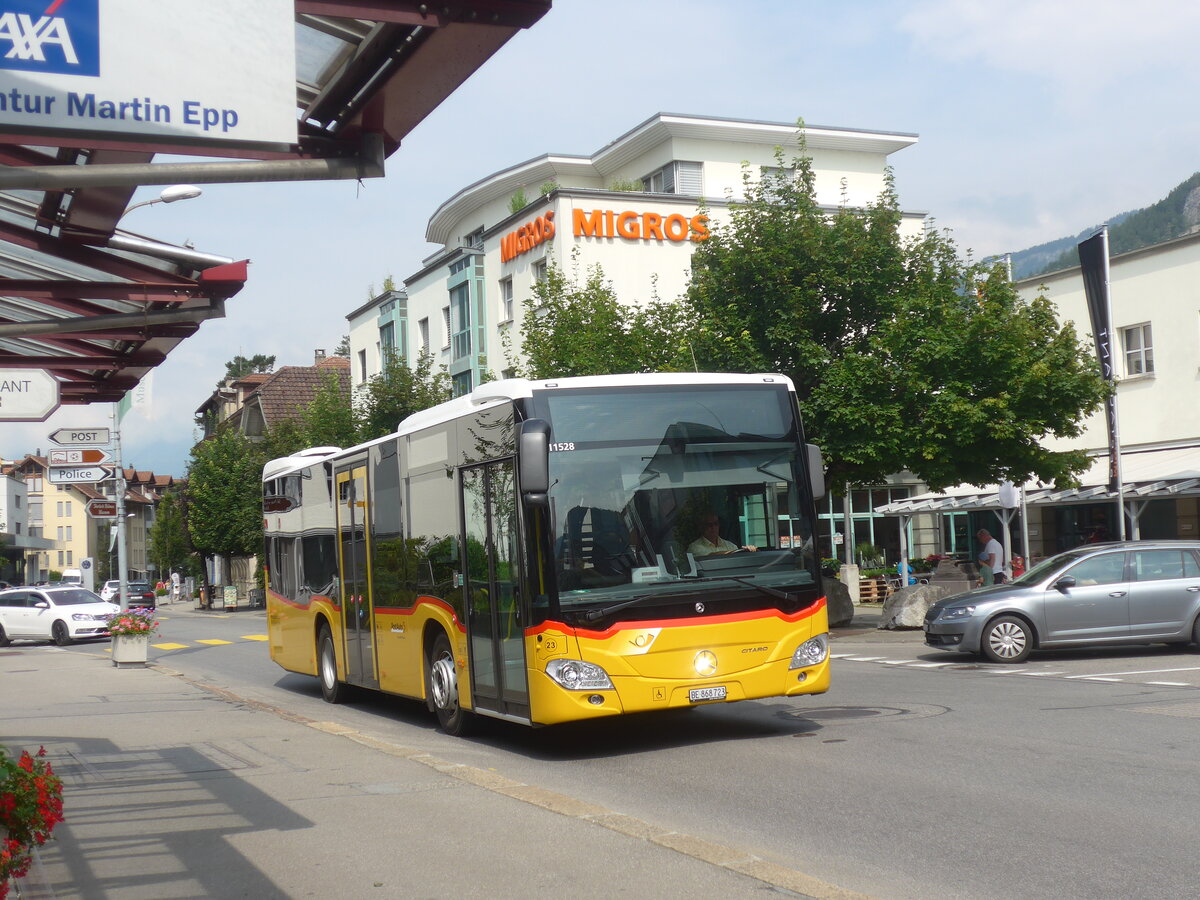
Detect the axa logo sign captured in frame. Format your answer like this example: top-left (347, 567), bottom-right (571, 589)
top-left (0, 0), bottom-right (99, 76)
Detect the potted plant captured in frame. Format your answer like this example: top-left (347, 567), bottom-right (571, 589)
top-left (106, 608), bottom-right (159, 667)
top-left (0, 745), bottom-right (64, 899)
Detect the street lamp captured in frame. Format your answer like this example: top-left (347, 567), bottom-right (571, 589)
top-left (121, 184), bottom-right (202, 217)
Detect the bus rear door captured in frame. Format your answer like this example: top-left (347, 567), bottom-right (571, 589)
top-left (335, 463), bottom-right (379, 691)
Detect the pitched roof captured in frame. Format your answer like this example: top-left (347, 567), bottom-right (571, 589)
top-left (248, 364), bottom-right (352, 429)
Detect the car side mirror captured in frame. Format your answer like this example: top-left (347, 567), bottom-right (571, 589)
top-left (1053, 576), bottom-right (1076, 593)
top-left (33, 600), bottom-right (49, 609)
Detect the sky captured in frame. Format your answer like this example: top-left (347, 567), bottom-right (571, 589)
top-left (5, 0), bottom-right (1199, 477)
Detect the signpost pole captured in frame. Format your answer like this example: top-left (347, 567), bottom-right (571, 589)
top-left (113, 403), bottom-right (130, 611)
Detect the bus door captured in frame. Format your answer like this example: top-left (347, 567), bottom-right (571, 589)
top-left (335, 463), bottom-right (378, 690)
top-left (461, 460), bottom-right (530, 721)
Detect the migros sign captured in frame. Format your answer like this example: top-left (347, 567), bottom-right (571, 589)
top-left (500, 208), bottom-right (709, 263)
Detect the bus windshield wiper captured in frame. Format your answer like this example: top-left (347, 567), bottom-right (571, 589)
top-left (582, 592), bottom-right (666, 623)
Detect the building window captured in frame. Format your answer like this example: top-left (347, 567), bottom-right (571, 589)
top-left (56, 501), bottom-right (62, 516)
top-left (441, 306), bottom-right (451, 350)
top-left (380, 321), bottom-right (395, 364)
top-left (449, 256), bottom-right (471, 275)
top-left (532, 259), bottom-right (547, 284)
top-left (500, 277), bottom-right (514, 322)
top-left (358, 349), bottom-right (368, 381)
top-left (64, 501), bottom-right (71, 516)
top-left (452, 371), bottom-right (473, 397)
top-left (13, 495), bottom-right (19, 508)
top-left (56, 526), bottom-right (63, 541)
top-left (418, 317), bottom-right (430, 353)
top-left (67, 551), bottom-right (72, 565)
top-left (1122, 323), bottom-right (1153, 376)
top-left (65, 525), bottom-right (72, 541)
top-left (450, 283), bottom-right (471, 361)
top-left (464, 226), bottom-right (484, 250)
top-left (26, 475), bottom-right (42, 492)
top-left (642, 160), bottom-right (703, 195)
top-left (14, 523), bottom-right (19, 535)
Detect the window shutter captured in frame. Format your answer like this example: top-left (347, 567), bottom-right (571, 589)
top-left (675, 161), bottom-right (703, 195)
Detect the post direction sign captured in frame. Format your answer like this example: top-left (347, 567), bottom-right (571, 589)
top-left (86, 500), bottom-right (118, 519)
top-left (47, 465), bottom-right (115, 485)
top-left (49, 448), bottom-right (113, 466)
top-left (49, 427), bottom-right (111, 446)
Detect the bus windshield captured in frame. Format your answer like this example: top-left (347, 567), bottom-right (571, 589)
top-left (531, 384), bottom-right (819, 615)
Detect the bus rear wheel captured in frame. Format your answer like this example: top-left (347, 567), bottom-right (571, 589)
top-left (427, 632), bottom-right (472, 736)
top-left (318, 626), bottom-right (346, 703)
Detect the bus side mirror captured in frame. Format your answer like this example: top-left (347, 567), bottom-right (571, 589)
top-left (518, 419), bottom-right (551, 507)
top-left (806, 444), bottom-right (826, 499)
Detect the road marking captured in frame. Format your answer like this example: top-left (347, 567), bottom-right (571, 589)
top-left (241, 634), bottom-right (269, 642)
top-left (882, 659), bottom-right (916, 665)
top-left (153, 642), bottom-right (189, 650)
top-left (1025, 671), bottom-right (1068, 677)
top-left (1066, 666), bottom-right (1200, 679)
top-left (1146, 681), bottom-right (1190, 686)
top-left (1076, 677), bottom-right (1123, 682)
top-left (196, 639), bottom-right (232, 645)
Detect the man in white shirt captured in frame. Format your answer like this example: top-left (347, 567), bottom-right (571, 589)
top-left (689, 513), bottom-right (756, 557)
top-left (976, 529), bottom-right (1003, 585)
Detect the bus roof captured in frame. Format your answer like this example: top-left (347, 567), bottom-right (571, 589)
top-left (262, 372), bottom-right (796, 480)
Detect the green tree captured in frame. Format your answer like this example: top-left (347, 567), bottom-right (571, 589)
top-left (221, 353), bottom-right (275, 383)
top-left (356, 349), bottom-right (452, 441)
top-left (516, 258), bottom-right (693, 379)
top-left (300, 371), bottom-right (358, 448)
top-left (686, 142), bottom-right (1109, 489)
top-left (148, 490), bottom-right (194, 577)
top-left (185, 426), bottom-right (266, 560)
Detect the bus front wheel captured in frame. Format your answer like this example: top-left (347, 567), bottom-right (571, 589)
top-left (427, 632), bottom-right (472, 736)
top-left (318, 626), bottom-right (346, 703)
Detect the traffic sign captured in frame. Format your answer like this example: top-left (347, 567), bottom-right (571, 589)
top-left (48, 427), bottom-right (111, 445)
top-left (49, 448), bottom-right (113, 466)
top-left (47, 465), bottom-right (115, 485)
top-left (0, 369), bottom-right (60, 422)
top-left (86, 499), bottom-right (118, 518)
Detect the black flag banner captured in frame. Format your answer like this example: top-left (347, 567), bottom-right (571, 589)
top-left (1078, 230), bottom-right (1119, 491)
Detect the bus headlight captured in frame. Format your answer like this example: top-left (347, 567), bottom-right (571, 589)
top-left (545, 659), bottom-right (614, 691)
top-left (790, 634), bottom-right (828, 669)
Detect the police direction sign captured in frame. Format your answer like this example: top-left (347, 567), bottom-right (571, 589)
top-left (0, 369), bottom-right (60, 421)
top-left (47, 464), bottom-right (114, 484)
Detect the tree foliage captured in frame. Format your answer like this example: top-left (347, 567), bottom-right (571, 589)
top-left (356, 349), bottom-right (452, 441)
top-left (221, 353), bottom-right (275, 385)
top-left (684, 145), bottom-right (1109, 489)
top-left (516, 256), bottom-right (694, 379)
top-left (148, 490), bottom-right (194, 576)
top-left (186, 426), bottom-right (266, 559)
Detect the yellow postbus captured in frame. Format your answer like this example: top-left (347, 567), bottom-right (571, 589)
top-left (262, 373), bottom-right (830, 735)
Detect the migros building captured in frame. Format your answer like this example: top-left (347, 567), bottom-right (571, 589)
top-left (350, 113), bottom-right (925, 396)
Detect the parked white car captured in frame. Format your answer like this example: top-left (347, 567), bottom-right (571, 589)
top-left (0, 586), bottom-right (118, 646)
top-left (99, 580), bottom-right (120, 602)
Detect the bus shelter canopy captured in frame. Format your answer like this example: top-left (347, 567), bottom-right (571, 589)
top-left (0, 1), bottom-right (551, 405)
top-left (873, 446), bottom-right (1200, 516)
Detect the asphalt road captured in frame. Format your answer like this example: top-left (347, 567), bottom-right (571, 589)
top-left (49, 606), bottom-right (1200, 899)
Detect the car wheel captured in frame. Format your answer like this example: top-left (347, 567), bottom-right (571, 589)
top-left (317, 626), bottom-right (345, 703)
top-left (1192, 615), bottom-right (1200, 648)
top-left (427, 631), bottom-right (473, 736)
top-left (981, 615), bottom-right (1032, 664)
top-left (0, 622), bottom-right (9, 647)
top-left (52, 620), bottom-right (72, 646)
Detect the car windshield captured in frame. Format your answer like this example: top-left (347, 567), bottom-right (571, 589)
top-left (43, 590), bottom-right (105, 606)
top-left (1011, 550), bottom-right (1089, 585)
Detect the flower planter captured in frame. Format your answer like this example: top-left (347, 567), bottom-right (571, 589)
top-left (111, 633), bottom-right (150, 667)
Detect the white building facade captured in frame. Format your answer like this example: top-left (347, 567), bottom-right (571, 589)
top-left (350, 113), bottom-right (923, 397)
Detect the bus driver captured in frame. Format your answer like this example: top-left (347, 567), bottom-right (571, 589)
top-left (689, 513), bottom-right (757, 557)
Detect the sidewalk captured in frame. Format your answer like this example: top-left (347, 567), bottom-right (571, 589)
top-left (2, 643), bottom-right (875, 900)
top-left (830, 603), bottom-right (925, 645)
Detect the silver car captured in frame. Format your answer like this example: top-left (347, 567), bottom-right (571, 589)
top-left (924, 541), bottom-right (1200, 663)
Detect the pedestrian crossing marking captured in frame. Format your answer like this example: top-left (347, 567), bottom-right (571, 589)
top-left (833, 654), bottom-right (1200, 688)
top-left (241, 635), bottom-right (269, 642)
top-left (196, 639), bottom-right (233, 645)
top-left (153, 642), bottom-right (189, 650)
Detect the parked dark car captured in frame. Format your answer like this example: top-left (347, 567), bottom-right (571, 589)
top-left (924, 540), bottom-right (1200, 663)
top-left (124, 582), bottom-right (157, 609)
